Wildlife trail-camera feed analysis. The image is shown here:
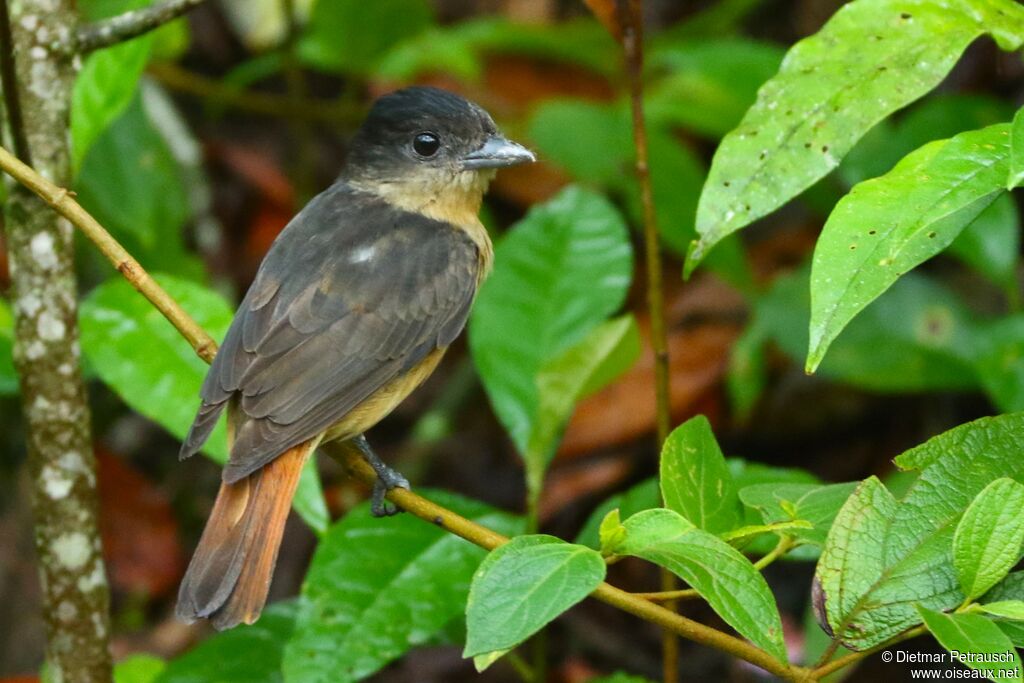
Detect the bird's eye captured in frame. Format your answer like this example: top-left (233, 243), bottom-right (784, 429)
top-left (413, 132), bottom-right (440, 157)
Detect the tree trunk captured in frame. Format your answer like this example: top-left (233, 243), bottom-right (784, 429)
top-left (1, 0), bottom-right (113, 680)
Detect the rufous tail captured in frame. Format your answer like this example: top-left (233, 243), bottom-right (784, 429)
top-left (176, 441), bottom-right (313, 630)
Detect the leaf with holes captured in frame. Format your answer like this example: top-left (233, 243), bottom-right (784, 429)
top-left (283, 491), bottom-right (521, 683)
top-left (687, 0), bottom-right (1024, 272)
top-left (807, 123), bottom-right (1012, 372)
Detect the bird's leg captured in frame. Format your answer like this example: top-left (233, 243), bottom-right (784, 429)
top-left (353, 435), bottom-right (409, 517)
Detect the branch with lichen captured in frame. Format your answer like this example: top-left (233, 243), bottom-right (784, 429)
top-left (1, 1), bottom-right (112, 680)
top-left (73, 0), bottom-right (205, 54)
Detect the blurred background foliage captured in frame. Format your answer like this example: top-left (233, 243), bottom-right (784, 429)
top-left (1, 0), bottom-right (1022, 681)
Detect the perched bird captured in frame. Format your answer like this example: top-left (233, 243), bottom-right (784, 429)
top-left (176, 86), bottom-right (535, 630)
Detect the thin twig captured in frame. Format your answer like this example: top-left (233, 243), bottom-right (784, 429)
top-left (633, 588), bottom-right (700, 602)
top-left (0, 144), bottom-right (218, 362)
top-left (74, 0), bottom-right (205, 54)
top-left (0, 140), bottom-right (815, 683)
top-left (618, 1), bottom-right (676, 681)
top-left (148, 61), bottom-right (364, 125)
top-left (0, 0), bottom-right (30, 162)
top-left (812, 626), bottom-right (927, 679)
top-left (324, 441), bottom-right (811, 682)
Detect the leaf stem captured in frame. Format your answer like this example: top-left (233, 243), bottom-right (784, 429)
top-left (633, 588), bottom-right (701, 602)
top-left (753, 535), bottom-right (795, 571)
top-left (73, 0), bottom-right (205, 54)
top-left (811, 625), bottom-right (927, 679)
top-left (616, 0), bottom-right (675, 679)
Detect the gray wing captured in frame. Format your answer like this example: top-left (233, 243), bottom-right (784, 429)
top-left (181, 183), bottom-right (480, 483)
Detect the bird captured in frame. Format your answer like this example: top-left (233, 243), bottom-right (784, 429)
top-left (175, 86), bottom-right (535, 630)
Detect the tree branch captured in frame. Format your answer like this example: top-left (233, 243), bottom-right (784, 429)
top-left (74, 0), bottom-right (205, 54)
top-left (0, 144), bottom-right (218, 362)
top-left (1, 2), bottom-right (112, 679)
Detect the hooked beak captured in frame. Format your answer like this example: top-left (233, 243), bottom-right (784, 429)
top-left (461, 135), bottom-right (536, 170)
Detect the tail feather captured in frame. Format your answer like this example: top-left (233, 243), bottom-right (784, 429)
top-left (176, 440), bottom-right (314, 630)
top-left (180, 401), bottom-right (227, 461)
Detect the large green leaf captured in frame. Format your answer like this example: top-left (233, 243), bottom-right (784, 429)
top-left (464, 535), bottom-right (605, 658)
top-left (469, 186), bottom-right (632, 453)
top-left (299, 0), bottom-right (433, 75)
top-left (973, 315), bottom-right (1024, 412)
top-left (646, 38), bottom-right (784, 139)
top-left (687, 0), bottom-right (1024, 272)
top-left (659, 416), bottom-right (741, 535)
top-left (1010, 106), bottom-right (1024, 189)
top-left (807, 123), bottom-right (1012, 371)
top-left (948, 193), bottom-right (1020, 293)
top-left (739, 482), bottom-right (858, 549)
top-left (158, 601), bottom-right (298, 683)
top-left (525, 316), bottom-right (640, 497)
top-left (918, 606), bottom-right (1023, 682)
top-left (79, 275), bottom-right (328, 533)
top-left (71, 34), bottom-right (153, 172)
top-left (816, 413), bottom-right (1024, 650)
top-left (953, 478), bottom-right (1024, 600)
top-left (284, 491), bottom-right (520, 683)
top-left (114, 655), bottom-right (165, 683)
top-left (611, 509), bottom-right (787, 664)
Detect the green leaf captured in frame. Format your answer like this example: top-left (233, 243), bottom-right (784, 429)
top-left (687, 0), bottom-right (1024, 272)
top-left (464, 535), bottom-right (606, 658)
top-left (1010, 106), bottom-right (1024, 189)
top-left (0, 298), bottom-right (18, 395)
top-left (158, 601), bottom-right (297, 683)
top-left (948, 193), bottom-right (1020, 292)
top-left (646, 38), bottom-right (784, 139)
top-left (611, 509), bottom-right (787, 664)
top-left (978, 601), bottom-right (1024, 621)
top-left (114, 655), bottom-right (164, 683)
top-left (817, 413), bottom-right (1024, 650)
top-left (973, 315), bottom-right (1024, 412)
top-left (953, 478), bottom-right (1024, 600)
top-left (284, 490), bottom-right (520, 682)
top-left (575, 478), bottom-right (660, 549)
top-left (589, 674), bottom-right (657, 683)
top-left (79, 275), bottom-right (328, 533)
top-left (470, 186), bottom-right (632, 454)
top-left (739, 482), bottom-right (858, 549)
top-left (726, 320), bottom-right (768, 419)
top-left (598, 509), bottom-right (626, 555)
top-left (759, 265), bottom-right (978, 392)
top-left (720, 520), bottom-right (812, 546)
top-left (659, 415), bottom-right (741, 534)
top-left (71, 35), bottom-right (153, 173)
top-left (918, 606), bottom-right (1023, 682)
top-left (983, 572), bottom-right (1024, 604)
top-left (299, 0), bottom-right (433, 75)
top-left (525, 316), bottom-right (640, 496)
top-left (807, 123), bottom-right (1012, 371)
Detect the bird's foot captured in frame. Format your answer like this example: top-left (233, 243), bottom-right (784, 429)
top-left (354, 435), bottom-right (409, 517)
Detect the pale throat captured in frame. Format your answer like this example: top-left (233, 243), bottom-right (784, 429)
top-left (351, 168), bottom-right (496, 277)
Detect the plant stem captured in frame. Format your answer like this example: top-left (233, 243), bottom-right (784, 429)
top-left (633, 588), bottom-right (701, 602)
top-left (618, 1), bottom-right (676, 680)
top-left (1, 2), bottom-right (113, 679)
top-left (0, 144), bottom-right (219, 362)
top-left (753, 535), bottom-right (795, 571)
top-left (73, 0), bottom-right (205, 53)
top-left (812, 626), bottom-right (927, 679)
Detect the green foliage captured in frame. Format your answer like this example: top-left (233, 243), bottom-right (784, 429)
top-left (114, 655), bottom-right (165, 683)
top-left (918, 606), bottom-right (1023, 681)
top-left (469, 186), bottom-right (633, 502)
top-left (158, 602), bottom-right (298, 683)
top-left (659, 416), bottom-right (741, 534)
top-left (808, 124), bottom-right (1012, 371)
top-left (79, 275), bottom-right (328, 533)
top-left (953, 478), bottom-right (1024, 600)
top-left (71, 35), bottom-right (154, 173)
top-left (977, 601), bottom-right (1024, 620)
top-left (609, 508), bottom-right (788, 664)
top-left (688, 0), bottom-right (1024, 272)
top-left (299, 0), bottom-right (434, 74)
top-left (464, 535), bottom-right (606, 658)
top-left (816, 413), bottom-right (1024, 650)
top-left (1010, 106), bottom-right (1024, 189)
top-left (576, 478), bottom-right (660, 549)
top-left (739, 482), bottom-right (858, 550)
top-left (284, 491), bottom-right (520, 683)
top-left (588, 674), bottom-right (657, 683)
top-left (948, 194), bottom-right (1020, 294)
top-left (0, 299), bottom-right (17, 395)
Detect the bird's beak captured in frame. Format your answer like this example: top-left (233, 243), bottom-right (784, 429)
top-left (461, 135), bottom-right (536, 170)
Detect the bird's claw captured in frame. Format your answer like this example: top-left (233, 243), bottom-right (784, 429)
top-left (355, 435), bottom-right (410, 517)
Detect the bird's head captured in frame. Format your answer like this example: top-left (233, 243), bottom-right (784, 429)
top-left (344, 86), bottom-right (535, 224)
